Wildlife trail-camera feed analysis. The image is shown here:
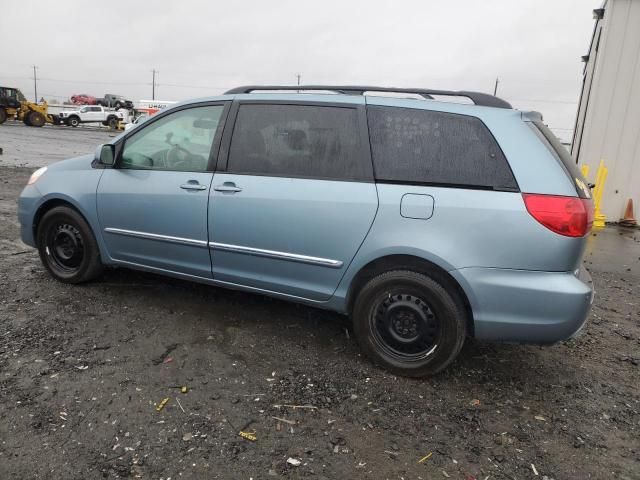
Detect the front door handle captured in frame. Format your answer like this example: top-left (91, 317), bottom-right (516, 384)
top-left (213, 182), bottom-right (242, 193)
top-left (180, 181), bottom-right (207, 191)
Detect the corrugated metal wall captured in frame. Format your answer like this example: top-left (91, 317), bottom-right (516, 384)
top-left (572, 0), bottom-right (640, 221)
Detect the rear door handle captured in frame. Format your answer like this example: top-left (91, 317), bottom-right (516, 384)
top-left (180, 181), bottom-right (207, 191)
top-left (213, 182), bottom-right (242, 193)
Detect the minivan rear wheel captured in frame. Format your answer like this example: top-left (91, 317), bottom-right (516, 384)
top-left (352, 270), bottom-right (466, 377)
top-left (37, 206), bottom-right (103, 283)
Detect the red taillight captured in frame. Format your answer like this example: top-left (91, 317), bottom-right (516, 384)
top-left (523, 193), bottom-right (594, 237)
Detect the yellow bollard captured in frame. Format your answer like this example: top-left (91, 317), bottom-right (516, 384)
top-left (592, 160), bottom-right (608, 228)
top-left (580, 164), bottom-right (590, 179)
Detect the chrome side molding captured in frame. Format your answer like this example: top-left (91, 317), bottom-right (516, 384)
top-left (104, 228), bottom-right (208, 248)
top-left (209, 242), bottom-right (343, 268)
top-left (103, 228), bottom-right (344, 268)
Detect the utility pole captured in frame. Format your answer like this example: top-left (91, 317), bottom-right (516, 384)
top-left (493, 77), bottom-right (499, 96)
top-left (152, 69), bottom-right (157, 100)
top-left (296, 73), bottom-right (301, 86)
top-left (33, 66), bottom-right (38, 102)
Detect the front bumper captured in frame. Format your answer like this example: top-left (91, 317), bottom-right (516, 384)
top-left (452, 265), bottom-right (594, 344)
top-left (17, 184), bottom-right (42, 247)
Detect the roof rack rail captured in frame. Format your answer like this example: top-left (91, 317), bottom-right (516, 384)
top-left (224, 85), bottom-right (512, 109)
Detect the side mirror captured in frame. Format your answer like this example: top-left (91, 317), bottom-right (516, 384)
top-left (95, 144), bottom-right (115, 166)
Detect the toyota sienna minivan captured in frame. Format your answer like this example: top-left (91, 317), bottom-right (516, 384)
top-left (18, 85), bottom-right (594, 376)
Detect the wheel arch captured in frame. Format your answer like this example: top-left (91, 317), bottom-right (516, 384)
top-left (33, 197), bottom-right (95, 245)
top-left (345, 254), bottom-right (475, 337)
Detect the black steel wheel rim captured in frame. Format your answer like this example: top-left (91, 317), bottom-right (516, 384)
top-left (46, 223), bottom-right (84, 272)
top-left (370, 292), bottom-right (441, 361)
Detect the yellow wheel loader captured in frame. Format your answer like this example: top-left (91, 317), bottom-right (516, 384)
top-left (0, 86), bottom-right (57, 127)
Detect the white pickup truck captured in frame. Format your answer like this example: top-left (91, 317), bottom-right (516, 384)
top-left (57, 105), bottom-right (127, 128)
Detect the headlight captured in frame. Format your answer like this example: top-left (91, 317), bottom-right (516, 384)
top-left (27, 166), bottom-right (47, 185)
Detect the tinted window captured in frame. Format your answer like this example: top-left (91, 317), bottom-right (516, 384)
top-left (531, 121), bottom-right (591, 198)
top-left (121, 105), bottom-right (224, 172)
top-left (227, 104), bottom-right (370, 181)
top-left (368, 106), bottom-right (517, 190)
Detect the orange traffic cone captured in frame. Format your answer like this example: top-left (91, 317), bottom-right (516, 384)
top-left (620, 199), bottom-right (637, 227)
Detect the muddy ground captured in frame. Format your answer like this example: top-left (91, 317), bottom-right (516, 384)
top-left (0, 125), bottom-right (639, 479)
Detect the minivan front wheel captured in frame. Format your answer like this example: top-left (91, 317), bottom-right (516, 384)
top-left (352, 270), bottom-right (466, 377)
top-left (37, 206), bottom-right (103, 283)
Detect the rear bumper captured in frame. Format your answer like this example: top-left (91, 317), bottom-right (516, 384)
top-left (451, 265), bottom-right (593, 344)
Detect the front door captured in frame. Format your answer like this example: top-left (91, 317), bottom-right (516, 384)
top-left (209, 101), bottom-right (378, 300)
top-left (97, 103), bottom-right (228, 278)
top-left (87, 106), bottom-right (103, 122)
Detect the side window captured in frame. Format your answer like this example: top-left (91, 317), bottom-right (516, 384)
top-left (120, 105), bottom-right (225, 172)
top-left (227, 104), bottom-right (371, 181)
top-left (367, 106), bottom-right (517, 190)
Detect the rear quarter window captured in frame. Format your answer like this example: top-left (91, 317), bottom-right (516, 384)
top-left (530, 121), bottom-right (591, 199)
top-left (367, 106), bottom-right (518, 190)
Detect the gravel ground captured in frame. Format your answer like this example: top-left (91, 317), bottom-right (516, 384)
top-left (0, 125), bottom-right (639, 479)
top-left (0, 122), bottom-right (115, 168)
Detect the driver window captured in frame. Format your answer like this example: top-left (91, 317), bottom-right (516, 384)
top-left (120, 105), bottom-right (224, 172)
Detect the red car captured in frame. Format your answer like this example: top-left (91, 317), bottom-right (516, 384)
top-left (70, 94), bottom-right (97, 105)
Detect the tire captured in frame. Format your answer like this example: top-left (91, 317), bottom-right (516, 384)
top-left (107, 116), bottom-right (118, 129)
top-left (67, 116), bottom-right (80, 127)
top-left (36, 206), bottom-right (103, 284)
top-left (28, 111), bottom-right (46, 127)
top-left (24, 113), bottom-right (32, 126)
top-left (352, 270), bottom-right (467, 377)
top-left (0, 108), bottom-right (7, 124)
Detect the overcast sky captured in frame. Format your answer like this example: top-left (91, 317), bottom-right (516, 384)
top-left (1, 0), bottom-right (601, 142)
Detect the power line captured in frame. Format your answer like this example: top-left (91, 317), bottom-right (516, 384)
top-left (158, 83), bottom-right (229, 90)
top-left (38, 93), bottom-right (69, 99)
top-left (1, 76), bottom-right (148, 86)
top-left (0, 74), bottom-right (232, 94)
top-left (508, 98), bottom-right (578, 105)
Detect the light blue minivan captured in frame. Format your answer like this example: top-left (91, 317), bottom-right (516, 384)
top-left (18, 85), bottom-right (594, 376)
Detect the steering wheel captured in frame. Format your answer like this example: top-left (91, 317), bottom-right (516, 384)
top-left (166, 144), bottom-right (206, 170)
top-left (166, 143), bottom-right (187, 167)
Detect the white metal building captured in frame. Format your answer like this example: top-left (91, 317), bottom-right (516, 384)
top-left (572, 0), bottom-right (640, 221)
